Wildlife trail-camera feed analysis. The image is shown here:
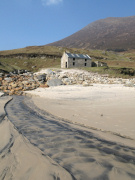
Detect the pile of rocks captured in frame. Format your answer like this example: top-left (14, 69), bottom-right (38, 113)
top-left (41, 69), bottom-right (135, 87)
top-left (0, 68), bottom-right (135, 96)
top-left (0, 71), bottom-right (47, 95)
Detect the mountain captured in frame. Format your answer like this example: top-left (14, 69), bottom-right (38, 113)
top-left (48, 16), bottom-right (135, 51)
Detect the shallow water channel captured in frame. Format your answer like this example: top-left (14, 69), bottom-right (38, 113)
top-left (5, 96), bottom-right (135, 180)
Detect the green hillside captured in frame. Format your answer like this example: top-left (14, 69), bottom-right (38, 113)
top-left (0, 45), bottom-right (135, 77)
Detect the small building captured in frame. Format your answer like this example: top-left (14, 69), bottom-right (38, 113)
top-left (92, 61), bottom-right (108, 67)
top-left (61, 52), bottom-right (92, 68)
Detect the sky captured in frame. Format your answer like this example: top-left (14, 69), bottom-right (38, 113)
top-left (0, 0), bottom-right (135, 51)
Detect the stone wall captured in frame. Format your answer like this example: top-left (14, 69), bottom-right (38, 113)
top-left (93, 61), bottom-right (108, 67)
top-left (0, 53), bottom-right (60, 60)
top-left (61, 52), bottom-right (67, 68)
top-left (68, 58), bottom-right (91, 68)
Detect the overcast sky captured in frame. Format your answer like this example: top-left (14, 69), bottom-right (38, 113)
top-left (0, 0), bottom-right (135, 51)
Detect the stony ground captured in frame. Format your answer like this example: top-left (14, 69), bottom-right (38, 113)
top-left (0, 69), bottom-right (135, 95)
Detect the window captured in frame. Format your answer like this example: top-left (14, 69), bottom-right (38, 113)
top-left (85, 59), bottom-right (87, 61)
top-left (73, 62), bottom-right (75, 66)
top-left (73, 58), bottom-right (75, 60)
top-left (85, 63), bottom-right (87, 66)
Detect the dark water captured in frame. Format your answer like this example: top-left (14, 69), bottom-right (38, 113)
top-left (5, 96), bottom-right (135, 180)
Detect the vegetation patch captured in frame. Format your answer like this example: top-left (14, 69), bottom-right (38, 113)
top-left (0, 46), bottom-right (135, 78)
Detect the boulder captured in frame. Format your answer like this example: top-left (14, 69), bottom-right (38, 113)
top-left (47, 79), bottom-right (64, 87)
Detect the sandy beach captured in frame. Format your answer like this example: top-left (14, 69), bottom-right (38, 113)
top-left (28, 84), bottom-right (135, 140)
top-left (1, 68), bottom-right (135, 179)
top-left (23, 79), bottom-right (135, 179)
top-left (5, 95), bottom-right (135, 180)
top-left (0, 95), bottom-right (73, 180)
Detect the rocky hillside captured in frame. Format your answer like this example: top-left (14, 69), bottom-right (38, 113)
top-left (48, 16), bottom-right (135, 51)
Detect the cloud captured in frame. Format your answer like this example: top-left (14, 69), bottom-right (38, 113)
top-left (42, 0), bottom-right (63, 6)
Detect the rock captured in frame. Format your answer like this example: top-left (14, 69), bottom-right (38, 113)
top-left (62, 78), bottom-right (71, 85)
top-left (59, 74), bottom-right (68, 79)
top-left (125, 83), bottom-right (134, 87)
top-left (5, 74), bottom-right (11, 77)
top-left (37, 74), bottom-right (46, 82)
top-left (22, 81), bottom-right (29, 85)
top-left (4, 77), bottom-right (12, 83)
top-left (82, 82), bottom-right (90, 86)
top-left (0, 68), bottom-right (135, 96)
top-left (44, 69), bottom-right (55, 75)
top-left (39, 84), bottom-right (49, 88)
top-left (18, 69), bottom-right (26, 74)
top-left (0, 73), bottom-right (4, 77)
top-left (8, 90), bottom-right (15, 96)
top-left (0, 71), bottom-right (42, 95)
top-left (47, 79), bottom-right (64, 87)
top-left (12, 70), bottom-right (18, 74)
top-left (0, 77), bottom-right (3, 81)
top-left (32, 66), bottom-right (36, 69)
top-left (11, 83), bottom-right (17, 89)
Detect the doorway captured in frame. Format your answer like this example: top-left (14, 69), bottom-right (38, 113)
top-left (66, 62), bottom-right (67, 68)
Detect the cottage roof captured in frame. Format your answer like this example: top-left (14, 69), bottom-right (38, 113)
top-left (66, 52), bottom-right (91, 60)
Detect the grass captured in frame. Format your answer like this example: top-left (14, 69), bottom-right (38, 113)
top-left (81, 66), bottom-right (135, 78)
top-left (0, 45), bottom-right (135, 77)
top-left (0, 57), bottom-right (60, 72)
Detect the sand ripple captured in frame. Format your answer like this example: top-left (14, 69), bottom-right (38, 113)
top-left (5, 96), bottom-right (135, 180)
top-left (0, 96), bottom-right (74, 180)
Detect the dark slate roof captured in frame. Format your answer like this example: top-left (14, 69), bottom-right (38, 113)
top-left (66, 52), bottom-right (91, 59)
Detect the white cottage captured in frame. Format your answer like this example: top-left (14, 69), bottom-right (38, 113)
top-left (61, 52), bottom-right (92, 68)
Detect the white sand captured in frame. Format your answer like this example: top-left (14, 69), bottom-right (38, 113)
top-left (0, 96), bottom-right (73, 180)
top-left (27, 84), bottom-right (135, 139)
top-left (24, 82), bottom-right (135, 179)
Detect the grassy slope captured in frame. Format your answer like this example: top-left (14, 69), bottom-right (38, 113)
top-left (0, 45), bottom-right (135, 77)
